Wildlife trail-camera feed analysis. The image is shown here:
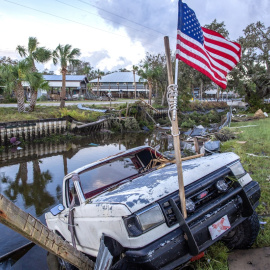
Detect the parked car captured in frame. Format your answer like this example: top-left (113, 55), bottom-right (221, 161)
top-left (46, 146), bottom-right (261, 269)
top-left (72, 94), bottom-right (84, 100)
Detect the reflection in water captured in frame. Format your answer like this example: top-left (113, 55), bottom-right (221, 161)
top-left (3, 160), bottom-right (55, 216)
top-left (0, 131), bottom-right (170, 269)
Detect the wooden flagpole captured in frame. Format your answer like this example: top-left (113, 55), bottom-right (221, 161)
top-left (164, 36), bottom-right (187, 219)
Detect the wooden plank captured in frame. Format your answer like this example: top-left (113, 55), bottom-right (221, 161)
top-left (0, 194), bottom-right (94, 270)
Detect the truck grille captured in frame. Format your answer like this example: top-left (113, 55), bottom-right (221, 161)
top-left (159, 168), bottom-right (233, 227)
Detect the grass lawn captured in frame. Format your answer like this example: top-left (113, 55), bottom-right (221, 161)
top-left (0, 105), bottom-right (106, 123)
top-left (190, 117), bottom-right (270, 270)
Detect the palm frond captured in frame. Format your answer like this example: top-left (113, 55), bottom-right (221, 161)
top-left (32, 47), bottom-right (52, 63)
top-left (16, 45), bottom-right (27, 57)
top-left (28, 37), bottom-right (38, 54)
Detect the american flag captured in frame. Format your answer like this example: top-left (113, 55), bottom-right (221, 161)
top-left (176, 0), bottom-right (241, 89)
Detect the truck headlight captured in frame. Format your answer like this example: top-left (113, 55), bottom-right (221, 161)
top-left (124, 204), bottom-right (165, 237)
top-left (229, 162), bottom-right (246, 179)
top-left (216, 179), bottom-right (229, 192)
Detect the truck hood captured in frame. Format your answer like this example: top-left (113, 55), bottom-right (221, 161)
top-left (91, 152), bottom-right (239, 213)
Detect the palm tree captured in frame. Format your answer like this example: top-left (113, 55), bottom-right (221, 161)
top-left (0, 60), bottom-right (31, 112)
top-left (132, 65), bottom-right (139, 99)
top-left (95, 69), bottom-right (104, 97)
top-left (138, 63), bottom-right (161, 105)
top-left (52, 44), bottom-right (81, 108)
top-left (16, 37), bottom-right (51, 106)
top-left (25, 72), bottom-right (50, 111)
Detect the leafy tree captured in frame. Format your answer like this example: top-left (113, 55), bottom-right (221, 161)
top-left (138, 61), bottom-right (162, 105)
top-left (0, 60), bottom-right (31, 112)
top-left (118, 68), bottom-right (129, 72)
top-left (16, 37), bottom-right (51, 107)
top-left (0, 56), bottom-right (18, 65)
top-left (67, 60), bottom-right (93, 79)
top-left (236, 22), bottom-right (270, 106)
top-left (52, 44), bottom-right (81, 108)
top-left (0, 57), bottom-right (18, 97)
top-left (25, 72), bottom-right (50, 111)
top-left (42, 68), bottom-right (54, 75)
top-left (204, 19), bottom-right (229, 39)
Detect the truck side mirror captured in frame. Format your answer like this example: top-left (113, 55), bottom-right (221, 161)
top-left (50, 204), bottom-right (65, 216)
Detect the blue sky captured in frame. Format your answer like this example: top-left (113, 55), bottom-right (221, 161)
top-left (0, 0), bottom-right (269, 73)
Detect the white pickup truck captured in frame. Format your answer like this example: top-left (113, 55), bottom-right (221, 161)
top-left (45, 146), bottom-right (260, 269)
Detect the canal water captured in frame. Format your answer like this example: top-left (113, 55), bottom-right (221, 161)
top-left (0, 131), bottom-right (171, 269)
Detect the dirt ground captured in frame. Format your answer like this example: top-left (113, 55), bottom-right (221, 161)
top-left (228, 247), bottom-right (270, 270)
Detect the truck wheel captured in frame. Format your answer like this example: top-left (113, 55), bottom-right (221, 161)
top-left (222, 211), bottom-right (260, 249)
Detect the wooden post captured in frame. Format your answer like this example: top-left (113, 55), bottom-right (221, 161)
top-left (126, 103), bottom-right (129, 118)
top-left (164, 36), bottom-right (187, 218)
top-left (193, 137), bottom-right (200, 154)
top-left (0, 194), bottom-right (94, 270)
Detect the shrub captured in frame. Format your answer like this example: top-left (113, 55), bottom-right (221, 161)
top-left (124, 118), bottom-right (140, 131)
top-left (39, 95), bottom-right (48, 102)
top-left (111, 120), bottom-right (122, 132)
top-left (129, 107), bottom-right (138, 115)
top-left (59, 108), bottom-right (102, 122)
top-left (181, 118), bottom-right (196, 128)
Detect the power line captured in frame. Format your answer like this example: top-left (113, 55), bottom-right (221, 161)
top-left (3, 0), bottom-right (165, 51)
top-left (56, 0), bottom-right (161, 40)
top-left (3, 0), bottom-right (127, 39)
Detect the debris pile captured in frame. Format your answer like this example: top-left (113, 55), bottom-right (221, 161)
top-left (254, 109), bottom-right (267, 119)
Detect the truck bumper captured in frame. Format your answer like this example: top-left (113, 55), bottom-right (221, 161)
top-left (116, 181), bottom-right (260, 270)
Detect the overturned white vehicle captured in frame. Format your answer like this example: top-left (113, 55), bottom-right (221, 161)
top-left (45, 146), bottom-right (261, 269)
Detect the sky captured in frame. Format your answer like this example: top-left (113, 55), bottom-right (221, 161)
top-left (0, 0), bottom-right (269, 74)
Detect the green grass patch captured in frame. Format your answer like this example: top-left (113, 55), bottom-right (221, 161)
top-left (187, 118), bottom-right (270, 270)
top-left (0, 105), bottom-right (103, 123)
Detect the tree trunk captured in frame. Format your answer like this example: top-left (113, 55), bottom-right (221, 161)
top-left (16, 82), bottom-right (25, 113)
top-left (217, 86), bottom-right (220, 101)
top-left (133, 71), bottom-right (137, 99)
top-left (200, 80), bottom-right (203, 100)
top-left (161, 85), bottom-right (167, 106)
top-left (29, 90), bottom-right (38, 112)
top-left (60, 70), bottom-right (66, 109)
top-left (148, 81), bottom-right (153, 105)
top-left (97, 77), bottom-right (100, 97)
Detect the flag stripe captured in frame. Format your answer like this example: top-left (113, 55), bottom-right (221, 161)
top-left (203, 33), bottom-right (240, 55)
top-left (202, 27), bottom-right (241, 52)
top-left (203, 41), bottom-right (240, 64)
top-left (177, 52), bottom-right (227, 89)
top-left (177, 45), bottom-right (226, 82)
top-left (177, 32), bottom-right (228, 77)
top-left (206, 51), bottom-right (236, 71)
top-left (177, 37), bottom-right (227, 81)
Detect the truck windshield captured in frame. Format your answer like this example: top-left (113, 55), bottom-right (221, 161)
top-left (80, 157), bottom-right (139, 199)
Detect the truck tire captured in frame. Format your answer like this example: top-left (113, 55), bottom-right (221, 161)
top-left (222, 211), bottom-right (260, 249)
